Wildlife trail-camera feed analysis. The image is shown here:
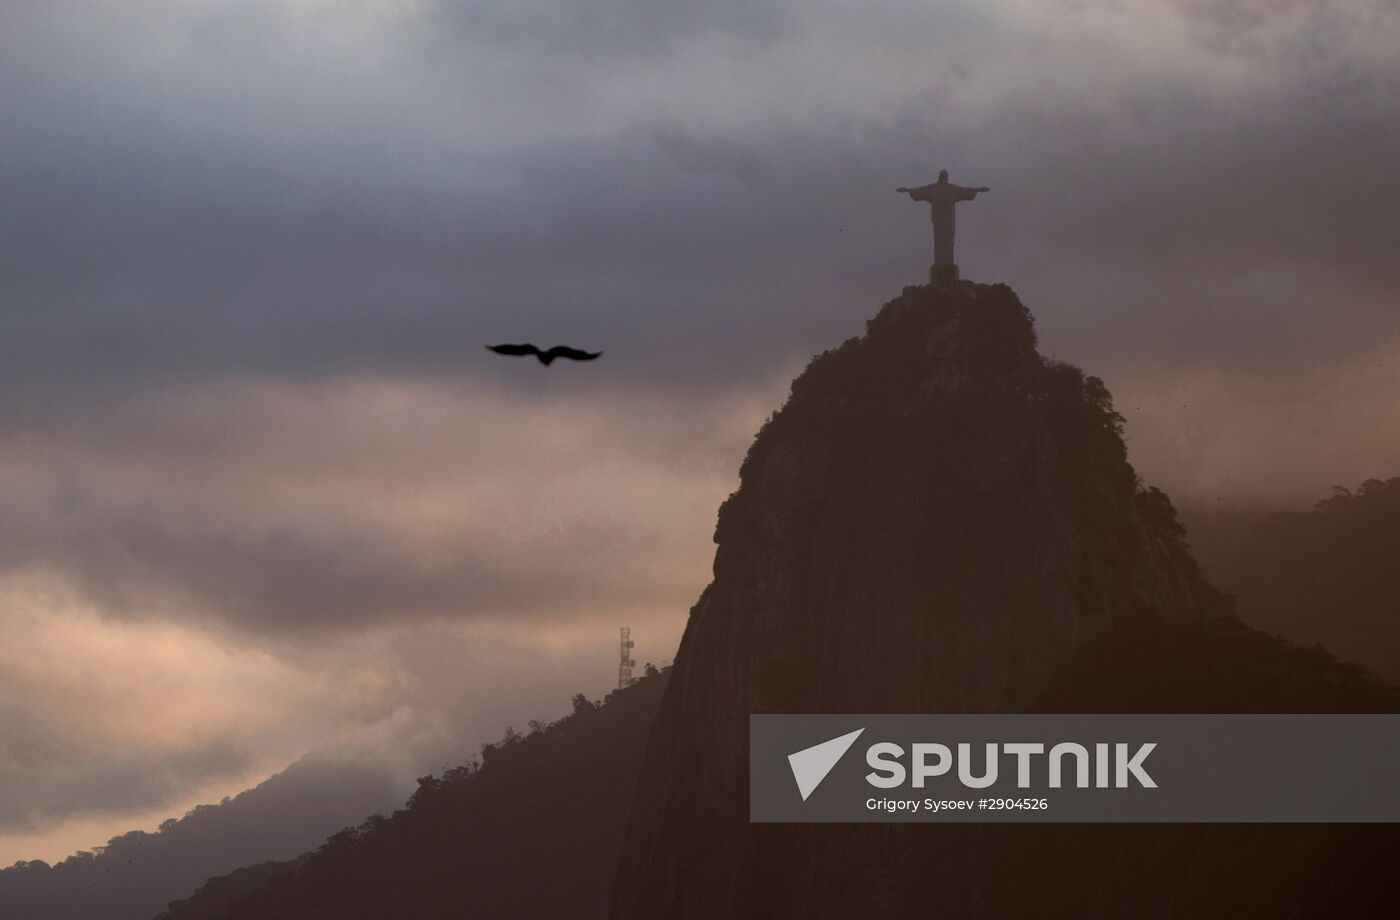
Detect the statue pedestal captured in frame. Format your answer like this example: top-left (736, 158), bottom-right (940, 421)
top-left (929, 263), bottom-right (960, 284)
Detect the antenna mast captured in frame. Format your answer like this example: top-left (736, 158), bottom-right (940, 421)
top-left (618, 626), bottom-right (636, 689)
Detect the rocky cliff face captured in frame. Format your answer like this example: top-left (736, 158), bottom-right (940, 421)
top-left (683, 281), bottom-right (1217, 718)
top-left (610, 281), bottom-right (1397, 919)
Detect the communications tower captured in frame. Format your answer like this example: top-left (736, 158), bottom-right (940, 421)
top-left (618, 626), bottom-right (636, 689)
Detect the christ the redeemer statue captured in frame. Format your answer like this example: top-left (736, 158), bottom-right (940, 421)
top-left (897, 169), bottom-right (989, 283)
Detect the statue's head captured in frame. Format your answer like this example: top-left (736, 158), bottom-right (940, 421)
top-left (938, 169), bottom-right (949, 182)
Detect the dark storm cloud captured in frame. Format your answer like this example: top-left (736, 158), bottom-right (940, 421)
top-left (0, 108), bottom-right (802, 394)
top-left (2, 0), bottom-right (1395, 401)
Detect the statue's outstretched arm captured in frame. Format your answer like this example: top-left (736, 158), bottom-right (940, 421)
top-left (897, 184), bottom-right (936, 201)
top-left (944, 183), bottom-right (984, 199)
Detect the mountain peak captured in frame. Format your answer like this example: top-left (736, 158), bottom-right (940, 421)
top-left (707, 281), bottom-right (1219, 706)
top-left (612, 281), bottom-right (1227, 918)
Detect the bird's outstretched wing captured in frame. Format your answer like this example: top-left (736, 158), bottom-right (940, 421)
top-left (544, 346), bottom-right (602, 362)
top-left (487, 343), bottom-right (542, 357)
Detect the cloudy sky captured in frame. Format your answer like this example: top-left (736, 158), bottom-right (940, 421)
top-left (2, 0), bottom-right (1399, 864)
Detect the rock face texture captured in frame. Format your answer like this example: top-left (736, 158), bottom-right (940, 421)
top-left (679, 281), bottom-right (1218, 718)
top-left (610, 282), bottom-right (1397, 919)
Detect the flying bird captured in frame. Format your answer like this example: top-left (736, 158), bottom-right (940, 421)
top-left (486, 343), bottom-right (602, 366)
